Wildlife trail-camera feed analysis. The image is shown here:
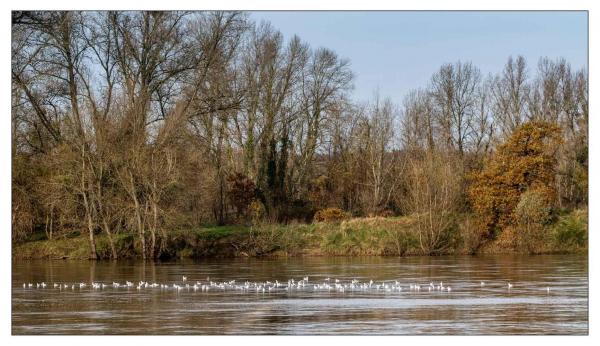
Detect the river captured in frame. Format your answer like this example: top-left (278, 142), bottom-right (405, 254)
top-left (12, 254), bottom-right (588, 335)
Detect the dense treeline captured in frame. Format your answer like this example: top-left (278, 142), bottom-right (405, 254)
top-left (12, 11), bottom-right (588, 259)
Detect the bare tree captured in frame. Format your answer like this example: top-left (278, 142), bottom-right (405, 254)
top-left (357, 96), bottom-right (400, 213)
top-left (404, 151), bottom-right (461, 254)
top-left (400, 89), bottom-right (435, 151)
top-left (490, 55), bottom-right (530, 138)
top-left (430, 61), bottom-right (481, 156)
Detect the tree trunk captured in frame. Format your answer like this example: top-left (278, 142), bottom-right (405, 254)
top-left (147, 200), bottom-right (156, 259)
top-left (151, 199), bottom-right (161, 259)
top-left (102, 219), bottom-right (118, 259)
top-left (129, 171), bottom-right (146, 260)
top-left (81, 148), bottom-right (97, 260)
top-left (45, 214), bottom-right (50, 241)
top-left (49, 208), bottom-right (53, 240)
top-left (86, 211), bottom-right (97, 260)
top-left (134, 199), bottom-right (146, 260)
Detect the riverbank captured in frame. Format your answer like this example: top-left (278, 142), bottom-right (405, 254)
top-left (12, 209), bottom-right (587, 260)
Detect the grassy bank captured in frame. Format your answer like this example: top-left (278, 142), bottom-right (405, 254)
top-left (12, 210), bottom-right (587, 260)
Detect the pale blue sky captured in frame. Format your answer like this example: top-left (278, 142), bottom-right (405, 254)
top-left (250, 11), bottom-right (588, 104)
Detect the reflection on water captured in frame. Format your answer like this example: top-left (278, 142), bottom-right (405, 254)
top-left (12, 254), bottom-right (588, 335)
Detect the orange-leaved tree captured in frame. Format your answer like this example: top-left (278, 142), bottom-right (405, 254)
top-left (469, 121), bottom-right (562, 240)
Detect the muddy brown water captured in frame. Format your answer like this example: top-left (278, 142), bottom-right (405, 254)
top-left (12, 254), bottom-right (588, 335)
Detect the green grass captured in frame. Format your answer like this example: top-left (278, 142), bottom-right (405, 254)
top-left (193, 225), bottom-right (249, 239)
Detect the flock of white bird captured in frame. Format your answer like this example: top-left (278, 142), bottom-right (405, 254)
top-left (20, 276), bottom-right (551, 294)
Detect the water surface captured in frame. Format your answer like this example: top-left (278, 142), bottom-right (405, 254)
top-left (12, 254), bottom-right (588, 335)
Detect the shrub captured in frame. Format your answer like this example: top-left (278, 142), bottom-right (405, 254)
top-left (227, 172), bottom-right (256, 219)
top-left (494, 226), bottom-right (518, 250)
top-left (404, 151), bottom-right (462, 255)
top-left (377, 209), bottom-right (395, 217)
top-left (553, 209), bottom-right (587, 250)
top-left (307, 175), bottom-right (332, 210)
top-left (382, 223), bottom-right (418, 256)
top-left (281, 199), bottom-right (316, 223)
top-left (458, 214), bottom-right (487, 254)
top-left (247, 223), bottom-right (314, 256)
top-left (249, 200), bottom-right (266, 224)
top-left (314, 208), bottom-right (349, 223)
top-left (95, 233), bottom-right (135, 259)
top-left (514, 188), bottom-right (553, 253)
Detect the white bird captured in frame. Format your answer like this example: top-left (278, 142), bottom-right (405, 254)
top-left (182, 276), bottom-right (187, 282)
top-left (480, 281), bottom-right (485, 286)
top-left (508, 283), bottom-right (513, 289)
top-left (447, 286), bottom-right (452, 292)
top-left (546, 287), bottom-right (550, 293)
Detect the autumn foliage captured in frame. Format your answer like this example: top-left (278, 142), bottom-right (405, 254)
top-left (469, 121), bottom-right (562, 239)
top-left (314, 208), bottom-right (350, 223)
